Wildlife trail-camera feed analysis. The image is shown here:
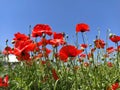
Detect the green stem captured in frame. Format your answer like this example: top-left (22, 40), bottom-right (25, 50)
top-left (76, 32), bottom-right (79, 48)
top-left (81, 32), bottom-right (88, 59)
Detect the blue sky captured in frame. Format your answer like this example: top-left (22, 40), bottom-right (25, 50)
top-left (0, 0), bottom-right (120, 50)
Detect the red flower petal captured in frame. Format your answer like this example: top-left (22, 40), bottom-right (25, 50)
top-left (52, 69), bottom-right (59, 81)
top-left (32, 24), bottom-right (52, 37)
top-left (109, 35), bottom-right (120, 43)
top-left (94, 39), bottom-right (105, 49)
top-left (76, 23), bottom-right (89, 33)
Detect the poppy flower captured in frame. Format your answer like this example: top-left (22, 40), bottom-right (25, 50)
top-left (13, 40), bottom-right (36, 61)
top-left (80, 53), bottom-right (86, 58)
top-left (76, 23), bottom-right (89, 33)
top-left (48, 32), bottom-right (66, 46)
top-left (94, 39), bottom-right (105, 49)
top-left (80, 44), bottom-right (88, 49)
top-left (37, 38), bottom-right (49, 46)
top-left (59, 45), bottom-right (83, 62)
top-left (3, 46), bottom-right (13, 55)
top-left (31, 24), bottom-right (52, 37)
top-left (14, 49), bottom-right (31, 61)
top-left (13, 32), bottom-right (29, 41)
top-left (111, 82), bottom-right (119, 90)
top-left (106, 47), bottom-right (115, 54)
top-left (0, 75), bottom-right (9, 87)
top-left (11, 33), bottom-right (38, 61)
top-left (109, 34), bottom-right (120, 43)
top-left (91, 48), bottom-right (96, 53)
top-left (49, 39), bottom-right (66, 47)
top-left (51, 69), bottom-right (59, 81)
top-left (107, 62), bottom-right (113, 67)
top-left (14, 40), bottom-right (37, 52)
top-left (53, 32), bottom-right (64, 39)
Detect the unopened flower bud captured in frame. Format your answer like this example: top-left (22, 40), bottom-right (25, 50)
top-left (11, 40), bottom-right (15, 44)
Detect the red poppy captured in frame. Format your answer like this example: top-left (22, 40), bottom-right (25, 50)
top-left (107, 62), bottom-right (113, 67)
top-left (59, 45), bottom-right (83, 62)
top-left (76, 23), bottom-right (89, 33)
top-left (49, 39), bottom-right (66, 46)
top-left (14, 40), bottom-right (37, 52)
top-left (3, 46), bottom-right (13, 55)
top-left (13, 32), bottom-right (29, 41)
top-left (13, 40), bottom-right (37, 61)
top-left (37, 38), bottom-right (49, 46)
top-left (94, 39), bottom-right (105, 49)
top-left (59, 52), bottom-right (68, 62)
top-left (106, 47), bottom-right (115, 54)
top-left (53, 32), bottom-right (64, 39)
top-left (49, 32), bottom-right (66, 46)
top-left (14, 49), bottom-right (31, 61)
top-left (51, 69), bottom-right (59, 81)
top-left (0, 75), bottom-right (9, 87)
top-left (109, 34), bottom-right (120, 43)
top-left (80, 44), bottom-right (88, 49)
top-left (91, 48), bottom-right (96, 53)
top-left (111, 82), bottom-right (119, 90)
top-left (8, 32), bottom-right (38, 61)
top-left (31, 24), bottom-right (52, 37)
top-left (80, 53), bottom-right (86, 58)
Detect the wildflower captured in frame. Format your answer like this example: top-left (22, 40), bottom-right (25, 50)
top-left (51, 69), bottom-right (59, 81)
top-left (53, 32), bottom-right (64, 39)
top-left (109, 34), bottom-right (120, 43)
top-left (3, 46), bottom-right (13, 55)
top-left (111, 82), bottom-right (119, 90)
top-left (14, 49), bottom-right (31, 61)
top-left (94, 39), bottom-right (105, 49)
top-left (31, 24), bottom-right (52, 37)
top-left (59, 45), bottom-right (83, 62)
top-left (48, 32), bottom-right (66, 46)
top-left (0, 75), bottom-right (9, 87)
top-left (80, 44), bottom-right (88, 49)
top-left (38, 38), bottom-right (49, 46)
top-left (106, 47), bottom-right (115, 54)
top-left (13, 32), bottom-right (29, 41)
top-left (76, 23), bottom-right (89, 33)
top-left (107, 62), bottom-right (113, 67)
top-left (13, 38), bottom-right (37, 61)
top-left (80, 53), bottom-right (86, 59)
top-left (91, 48), bottom-right (96, 53)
